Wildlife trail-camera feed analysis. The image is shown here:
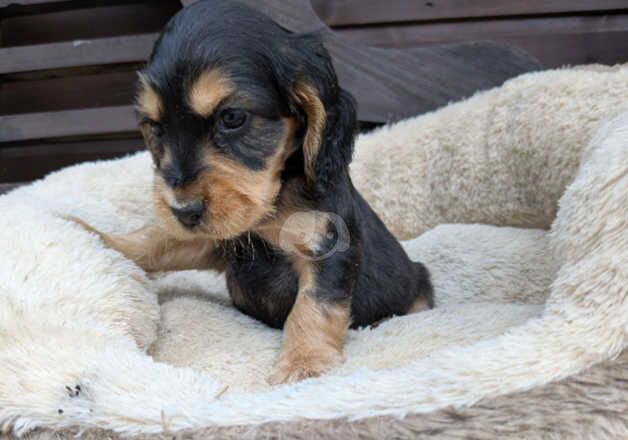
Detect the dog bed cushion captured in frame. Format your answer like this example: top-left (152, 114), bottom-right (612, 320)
top-left (1, 64), bottom-right (627, 438)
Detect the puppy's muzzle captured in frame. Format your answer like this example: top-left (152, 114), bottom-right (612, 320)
top-left (171, 201), bottom-right (204, 229)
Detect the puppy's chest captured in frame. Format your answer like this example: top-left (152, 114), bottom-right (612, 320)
top-left (223, 234), bottom-right (299, 328)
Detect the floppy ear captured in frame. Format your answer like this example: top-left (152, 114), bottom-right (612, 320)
top-left (292, 80), bottom-right (356, 194)
top-left (273, 31), bottom-right (356, 194)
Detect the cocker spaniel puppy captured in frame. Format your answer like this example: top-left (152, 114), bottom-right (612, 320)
top-left (73, 0), bottom-right (433, 384)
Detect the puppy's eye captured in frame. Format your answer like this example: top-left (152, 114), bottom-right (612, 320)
top-left (149, 121), bottom-right (164, 138)
top-left (219, 109), bottom-right (247, 131)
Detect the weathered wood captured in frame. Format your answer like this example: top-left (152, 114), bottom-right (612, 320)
top-left (180, 0), bottom-right (322, 32)
top-left (311, 0), bottom-right (628, 26)
top-left (2, 1), bottom-right (179, 46)
top-left (0, 34), bottom-right (157, 75)
top-left (0, 0), bottom-right (148, 17)
top-left (337, 14), bottom-right (628, 69)
top-left (333, 40), bottom-right (539, 122)
top-left (0, 105), bottom-right (138, 142)
top-left (0, 137), bottom-right (143, 182)
top-left (0, 70), bottom-right (137, 115)
top-left (0, 0), bottom-right (66, 7)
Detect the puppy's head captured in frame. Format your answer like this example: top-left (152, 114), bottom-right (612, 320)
top-left (136, 0), bottom-right (356, 240)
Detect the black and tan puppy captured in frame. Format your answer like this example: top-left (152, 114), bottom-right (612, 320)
top-left (75, 0), bottom-right (433, 383)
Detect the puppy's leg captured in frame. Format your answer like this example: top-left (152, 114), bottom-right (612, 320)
top-left (67, 217), bottom-right (223, 272)
top-left (268, 261), bottom-right (350, 384)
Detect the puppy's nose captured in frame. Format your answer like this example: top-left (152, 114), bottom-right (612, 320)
top-left (171, 201), bottom-right (204, 228)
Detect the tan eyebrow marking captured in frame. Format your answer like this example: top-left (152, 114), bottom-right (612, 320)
top-left (188, 69), bottom-right (234, 118)
top-left (136, 74), bottom-right (163, 121)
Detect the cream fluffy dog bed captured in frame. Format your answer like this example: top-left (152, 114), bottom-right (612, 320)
top-left (1, 65), bottom-right (627, 439)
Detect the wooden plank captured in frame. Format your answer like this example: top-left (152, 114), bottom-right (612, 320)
top-left (0, 137), bottom-right (143, 182)
top-left (0, 0), bottom-right (148, 17)
top-left (312, 0), bottom-right (628, 27)
top-left (2, 1), bottom-right (180, 46)
top-left (337, 13), bottom-right (628, 45)
top-left (0, 105), bottom-right (138, 142)
top-left (334, 40), bottom-right (539, 122)
top-left (0, 70), bottom-right (137, 115)
top-left (0, 0), bottom-right (66, 7)
top-left (0, 33), bottom-right (157, 74)
top-left (337, 14), bottom-right (628, 69)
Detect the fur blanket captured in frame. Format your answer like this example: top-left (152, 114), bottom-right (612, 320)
top-left (1, 64), bottom-right (627, 438)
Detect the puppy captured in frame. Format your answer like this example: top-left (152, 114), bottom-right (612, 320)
top-left (74, 0), bottom-right (433, 384)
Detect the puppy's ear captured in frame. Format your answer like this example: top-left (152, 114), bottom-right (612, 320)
top-left (278, 34), bottom-right (357, 194)
top-left (293, 81), bottom-right (356, 193)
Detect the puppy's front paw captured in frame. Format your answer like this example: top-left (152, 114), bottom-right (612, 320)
top-left (267, 349), bottom-right (343, 385)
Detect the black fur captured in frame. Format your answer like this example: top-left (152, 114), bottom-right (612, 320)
top-left (223, 177), bottom-right (433, 329)
top-left (143, 0), bottom-right (433, 329)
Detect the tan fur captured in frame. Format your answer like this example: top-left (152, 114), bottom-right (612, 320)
top-left (136, 75), bottom-right (162, 121)
top-left (268, 262), bottom-right (349, 384)
top-left (67, 217), bottom-right (221, 273)
top-left (255, 209), bottom-right (329, 259)
top-left (253, 171), bottom-right (329, 257)
top-left (253, 180), bottom-right (348, 384)
top-left (153, 118), bottom-right (297, 240)
top-left (140, 123), bottom-right (153, 149)
top-left (140, 122), bottom-right (163, 159)
top-left (152, 177), bottom-right (203, 241)
top-left (410, 296), bottom-right (431, 313)
top-left (293, 82), bottom-right (326, 183)
top-left (195, 152), bottom-right (280, 239)
top-left (188, 69), bottom-right (234, 118)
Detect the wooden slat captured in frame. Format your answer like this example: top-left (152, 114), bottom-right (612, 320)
top-left (337, 14), bottom-right (628, 69)
top-left (180, 0), bottom-right (323, 32)
top-left (2, 1), bottom-right (180, 46)
top-left (0, 0), bottom-right (66, 7)
top-left (0, 33), bottom-right (157, 74)
top-left (0, 105), bottom-right (138, 142)
top-left (0, 70), bottom-right (137, 115)
top-left (0, 0), bottom-right (147, 17)
top-left (312, 0), bottom-right (628, 27)
top-left (0, 137), bottom-right (143, 182)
